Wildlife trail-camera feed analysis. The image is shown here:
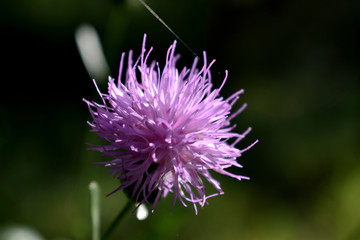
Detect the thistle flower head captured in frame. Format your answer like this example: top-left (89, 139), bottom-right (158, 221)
top-left (84, 34), bottom-right (257, 214)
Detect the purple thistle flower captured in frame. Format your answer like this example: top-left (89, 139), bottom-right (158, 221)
top-left (84, 34), bottom-right (257, 214)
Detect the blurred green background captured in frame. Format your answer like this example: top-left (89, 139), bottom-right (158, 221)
top-left (1, 0), bottom-right (359, 239)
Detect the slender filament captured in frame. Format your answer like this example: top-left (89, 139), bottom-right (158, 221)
top-left (138, 0), bottom-right (200, 59)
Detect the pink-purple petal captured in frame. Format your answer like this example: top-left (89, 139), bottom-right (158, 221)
top-left (84, 34), bottom-right (257, 214)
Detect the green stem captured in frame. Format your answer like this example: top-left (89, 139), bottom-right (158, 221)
top-left (101, 200), bottom-right (133, 240)
top-left (89, 181), bottom-right (101, 240)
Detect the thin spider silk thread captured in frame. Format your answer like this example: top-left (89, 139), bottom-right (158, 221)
top-left (137, 0), bottom-right (226, 81)
top-left (138, 0), bottom-right (200, 60)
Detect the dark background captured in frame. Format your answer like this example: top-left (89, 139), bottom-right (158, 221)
top-left (1, 0), bottom-right (359, 239)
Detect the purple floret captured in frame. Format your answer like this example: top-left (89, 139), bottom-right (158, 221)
top-left (84, 34), bottom-right (257, 214)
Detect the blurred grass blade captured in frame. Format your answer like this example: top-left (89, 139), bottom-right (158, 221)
top-left (75, 24), bottom-right (110, 81)
top-left (89, 181), bottom-right (101, 240)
